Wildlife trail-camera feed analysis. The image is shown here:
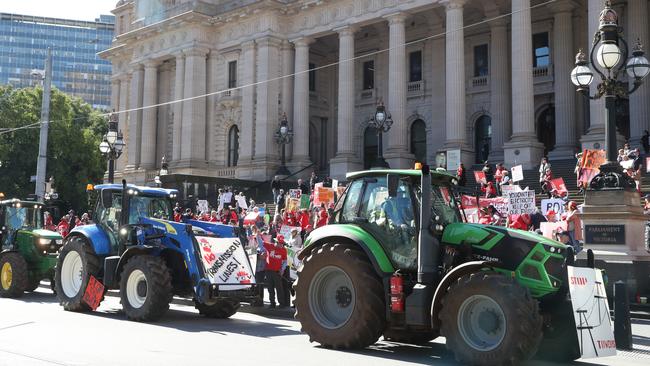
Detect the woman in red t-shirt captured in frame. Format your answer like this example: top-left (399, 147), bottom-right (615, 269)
top-left (316, 204), bottom-right (328, 228)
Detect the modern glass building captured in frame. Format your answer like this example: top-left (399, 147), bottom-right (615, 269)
top-left (0, 13), bottom-right (115, 109)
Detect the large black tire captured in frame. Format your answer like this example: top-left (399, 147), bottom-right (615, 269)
top-left (294, 243), bottom-right (386, 349)
top-left (55, 237), bottom-right (102, 312)
top-left (383, 329), bottom-right (438, 345)
top-left (195, 299), bottom-right (240, 319)
top-left (535, 303), bottom-right (581, 362)
top-left (120, 255), bottom-right (173, 322)
top-left (439, 272), bottom-right (543, 366)
top-left (0, 253), bottom-right (28, 298)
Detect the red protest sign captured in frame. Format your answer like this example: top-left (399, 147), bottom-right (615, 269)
top-left (473, 171), bottom-right (486, 185)
top-left (581, 149), bottom-right (606, 170)
top-left (82, 275), bottom-right (105, 311)
top-left (550, 178), bottom-right (568, 196)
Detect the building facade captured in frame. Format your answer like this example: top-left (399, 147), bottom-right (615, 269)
top-left (0, 13), bottom-right (115, 109)
top-left (102, 0), bottom-right (650, 186)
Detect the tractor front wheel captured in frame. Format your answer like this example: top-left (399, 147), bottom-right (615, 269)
top-left (0, 253), bottom-right (28, 298)
top-left (120, 255), bottom-right (172, 322)
top-left (195, 299), bottom-right (240, 319)
top-left (55, 238), bottom-right (101, 311)
top-left (440, 272), bottom-right (543, 366)
top-left (294, 243), bottom-right (385, 349)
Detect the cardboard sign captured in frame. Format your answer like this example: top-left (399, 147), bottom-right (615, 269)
top-left (500, 184), bottom-right (521, 195)
top-left (287, 246), bottom-right (301, 280)
top-left (331, 179), bottom-right (339, 190)
top-left (285, 197), bottom-right (301, 212)
top-left (549, 178), bottom-right (568, 196)
top-left (540, 221), bottom-right (568, 240)
top-left (474, 171), bottom-right (486, 185)
top-left (300, 195), bottom-right (310, 209)
top-left (541, 198), bottom-right (566, 216)
top-left (197, 236), bottom-right (255, 290)
top-left (279, 225), bottom-right (301, 240)
top-left (197, 200), bottom-right (209, 214)
top-left (289, 189), bottom-right (302, 199)
top-left (581, 149), bottom-right (606, 170)
top-left (461, 195), bottom-right (508, 223)
top-left (567, 266), bottom-right (616, 359)
top-left (511, 165), bottom-right (524, 182)
top-left (243, 212), bottom-right (259, 226)
top-left (82, 275), bottom-right (105, 311)
top-left (235, 195), bottom-right (248, 210)
top-left (446, 149), bottom-right (461, 171)
top-left (313, 186), bottom-right (335, 207)
top-left (506, 190), bottom-right (536, 215)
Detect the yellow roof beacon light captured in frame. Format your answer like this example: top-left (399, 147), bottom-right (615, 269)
top-left (414, 162), bottom-right (423, 170)
top-left (86, 184), bottom-right (94, 191)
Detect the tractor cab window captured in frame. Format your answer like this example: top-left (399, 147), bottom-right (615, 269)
top-left (5, 206), bottom-right (41, 231)
top-left (359, 177), bottom-right (417, 270)
top-left (428, 186), bottom-right (462, 226)
top-left (128, 196), bottom-right (172, 224)
top-left (96, 193), bottom-right (123, 248)
top-left (341, 180), bottom-right (363, 222)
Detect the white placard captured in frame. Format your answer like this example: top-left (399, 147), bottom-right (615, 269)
top-left (500, 184), bottom-right (521, 196)
top-left (332, 179), bottom-right (339, 189)
top-left (511, 165), bottom-right (524, 182)
top-left (197, 236), bottom-right (255, 290)
top-left (279, 225), bottom-right (301, 240)
top-left (567, 266), bottom-right (616, 359)
top-left (541, 198), bottom-right (566, 216)
top-left (446, 149), bottom-right (461, 172)
top-left (235, 195), bottom-right (248, 210)
top-left (506, 190), bottom-right (536, 215)
top-left (197, 200), bottom-right (209, 214)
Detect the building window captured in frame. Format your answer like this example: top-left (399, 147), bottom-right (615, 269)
top-left (409, 51), bottom-right (422, 82)
top-left (227, 125), bottom-right (239, 167)
top-left (473, 44), bottom-right (488, 77)
top-left (410, 119), bottom-right (426, 163)
top-left (363, 60), bottom-right (374, 90)
top-left (309, 62), bottom-right (316, 92)
top-left (533, 32), bottom-right (550, 67)
top-left (363, 127), bottom-right (378, 169)
top-left (227, 60), bottom-right (237, 89)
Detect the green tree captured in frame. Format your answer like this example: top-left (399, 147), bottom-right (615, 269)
top-left (0, 86), bottom-right (107, 213)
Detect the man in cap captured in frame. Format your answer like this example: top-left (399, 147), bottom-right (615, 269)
top-left (263, 235), bottom-right (288, 308)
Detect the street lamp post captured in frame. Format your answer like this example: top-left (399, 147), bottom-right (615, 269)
top-left (275, 113), bottom-right (293, 176)
top-left (570, 1), bottom-right (650, 190)
top-left (99, 112), bottom-right (125, 184)
top-left (34, 48), bottom-right (52, 201)
top-left (368, 101), bottom-right (393, 169)
top-left (154, 156), bottom-right (169, 187)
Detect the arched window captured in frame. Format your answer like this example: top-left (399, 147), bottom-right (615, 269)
top-left (474, 115), bottom-right (492, 164)
top-left (536, 107), bottom-right (555, 156)
top-left (410, 119), bottom-right (427, 163)
top-left (227, 125), bottom-right (239, 167)
top-left (363, 127), bottom-right (378, 170)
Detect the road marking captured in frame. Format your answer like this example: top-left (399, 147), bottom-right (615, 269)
top-left (0, 349), bottom-right (70, 365)
top-left (0, 321), bottom-right (35, 331)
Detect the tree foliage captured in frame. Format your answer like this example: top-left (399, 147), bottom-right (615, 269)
top-left (0, 86), bottom-right (107, 213)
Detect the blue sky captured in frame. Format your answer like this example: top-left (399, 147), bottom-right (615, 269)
top-left (1, 0), bottom-right (117, 21)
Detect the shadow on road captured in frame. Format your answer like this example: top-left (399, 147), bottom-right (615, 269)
top-left (339, 340), bottom-right (454, 365)
top-left (8, 287), bottom-right (58, 304)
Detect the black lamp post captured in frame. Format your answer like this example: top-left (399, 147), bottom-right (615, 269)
top-left (154, 156), bottom-right (169, 187)
top-left (99, 111), bottom-right (125, 184)
top-left (368, 101), bottom-right (393, 169)
top-left (570, 1), bottom-right (650, 190)
top-left (275, 112), bottom-right (293, 176)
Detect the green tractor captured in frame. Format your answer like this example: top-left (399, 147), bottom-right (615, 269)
top-left (295, 166), bottom-right (596, 365)
top-left (0, 199), bottom-right (63, 297)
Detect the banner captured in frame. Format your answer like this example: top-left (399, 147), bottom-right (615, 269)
top-left (243, 212), bottom-right (259, 226)
top-left (197, 236), bottom-right (255, 290)
top-left (474, 171), bottom-right (486, 185)
top-left (567, 267), bottom-right (616, 359)
top-left (541, 198), bottom-right (566, 216)
top-left (581, 149), bottom-right (606, 170)
top-left (279, 225), bottom-right (301, 240)
top-left (501, 184), bottom-right (521, 195)
top-left (289, 189), bottom-right (302, 199)
top-left (549, 177), bottom-right (568, 196)
top-left (579, 168), bottom-right (599, 185)
top-left (506, 190), bottom-right (536, 215)
top-left (511, 165), bottom-right (524, 182)
top-left (461, 195), bottom-right (508, 223)
top-left (313, 186), bottom-right (335, 207)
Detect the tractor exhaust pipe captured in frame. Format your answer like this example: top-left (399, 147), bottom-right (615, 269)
top-left (418, 165), bottom-right (439, 284)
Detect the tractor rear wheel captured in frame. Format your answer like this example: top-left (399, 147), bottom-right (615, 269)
top-left (0, 253), bottom-right (28, 298)
top-left (55, 237), bottom-right (102, 312)
top-left (439, 272), bottom-right (543, 366)
top-left (194, 299), bottom-right (240, 319)
top-left (120, 255), bottom-right (173, 322)
top-left (294, 243), bottom-right (385, 349)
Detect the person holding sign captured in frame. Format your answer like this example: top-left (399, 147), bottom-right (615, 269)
top-left (263, 235), bottom-right (288, 308)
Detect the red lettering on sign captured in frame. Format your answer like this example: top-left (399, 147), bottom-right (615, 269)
top-left (82, 275), bottom-right (105, 311)
top-left (597, 340), bottom-right (616, 349)
top-left (570, 276), bottom-right (588, 286)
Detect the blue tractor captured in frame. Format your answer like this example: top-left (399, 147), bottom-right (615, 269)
top-left (54, 181), bottom-right (257, 321)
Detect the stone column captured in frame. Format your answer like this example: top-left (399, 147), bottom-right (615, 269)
top-left (487, 15), bottom-right (510, 163)
top-left (281, 40), bottom-right (295, 162)
top-left (443, 0), bottom-right (472, 165)
top-left (253, 37), bottom-right (281, 179)
top-left (504, 0), bottom-right (544, 169)
top-left (549, 2), bottom-right (577, 159)
top-left (628, 0), bottom-right (650, 147)
top-left (110, 78), bottom-right (120, 111)
top-left (581, 0), bottom-right (607, 150)
top-left (292, 37), bottom-right (312, 167)
top-left (140, 60), bottom-right (158, 169)
top-left (180, 47), bottom-right (208, 168)
top-left (206, 50), bottom-right (219, 164)
top-left (430, 19), bottom-right (446, 165)
top-left (239, 41), bottom-right (256, 167)
top-left (385, 13), bottom-right (413, 168)
top-left (117, 74), bottom-right (130, 172)
top-left (126, 65), bottom-right (143, 170)
top-left (172, 52), bottom-right (184, 163)
top-left (156, 64), bottom-right (172, 166)
top-left (330, 25), bottom-right (362, 179)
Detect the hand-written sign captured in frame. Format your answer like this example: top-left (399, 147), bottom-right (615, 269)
top-left (585, 225), bottom-right (626, 245)
top-left (289, 189), bottom-right (302, 199)
top-left (82, 275), bottom-right (105, 311)
top-left (506, 190), bottom-right (536, 215)
top-left (197, 236), bottom-right (256, 290)
top-left (541, 198), bottom-right (566, 216)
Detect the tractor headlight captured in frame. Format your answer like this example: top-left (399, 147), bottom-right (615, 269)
top-left (38, 238), bottom-right (51, 245)
top-left (120, 228), bottom-right (128, 236)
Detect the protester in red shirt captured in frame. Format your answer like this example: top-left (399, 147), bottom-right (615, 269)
top-left (263, 235), bottom-right (288, 308)
top-left (57, 215), bottom-right (70, 238)
top-left (485, 181), bottom-right (497, 198)
top-left (298, 209), bottom-right (310, 231)
top-left (173, 208), bottom-right (182, 222)
top-left (316, 204), bottom-right (328, 228)
top-left (208, 210), bottom-right (219, 223)
top-left (220, 207), bottom-right (238, 225)
top-left (43, 211), bottom-right (56, 231)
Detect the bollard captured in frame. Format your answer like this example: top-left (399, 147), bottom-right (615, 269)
top-left (587, 249), bottom-right (595, 269)
top-left (614, 281), bottom-right (633, 350)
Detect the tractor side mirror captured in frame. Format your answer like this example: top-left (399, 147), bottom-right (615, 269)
top-left (101, 189), bottom-right (113, 209)
top-left (387, 174), bottom-right (399, 197)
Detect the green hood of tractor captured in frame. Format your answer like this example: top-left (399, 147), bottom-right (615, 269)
top-left (28, 229), bottom-right (62, 239)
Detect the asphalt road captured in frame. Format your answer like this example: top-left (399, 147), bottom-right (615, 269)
top-left (0, 286), bottom-right (649, 366)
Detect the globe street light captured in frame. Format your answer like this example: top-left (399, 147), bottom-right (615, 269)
top-left (275, 113), bottom-right (293, 176)
top-left (368, 101), bottom-right (393, 169)
top-left (570, 1), bottom-right (650, 190)
top-left (99, 111), bottom-right (125, 184)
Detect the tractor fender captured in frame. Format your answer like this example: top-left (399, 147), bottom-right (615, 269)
top-left (430, 261), bottom-right (495, 329)
top-left (69, 224), bottom-right (112, 256)
top-left (299, 225), bottom-right (395, 275)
